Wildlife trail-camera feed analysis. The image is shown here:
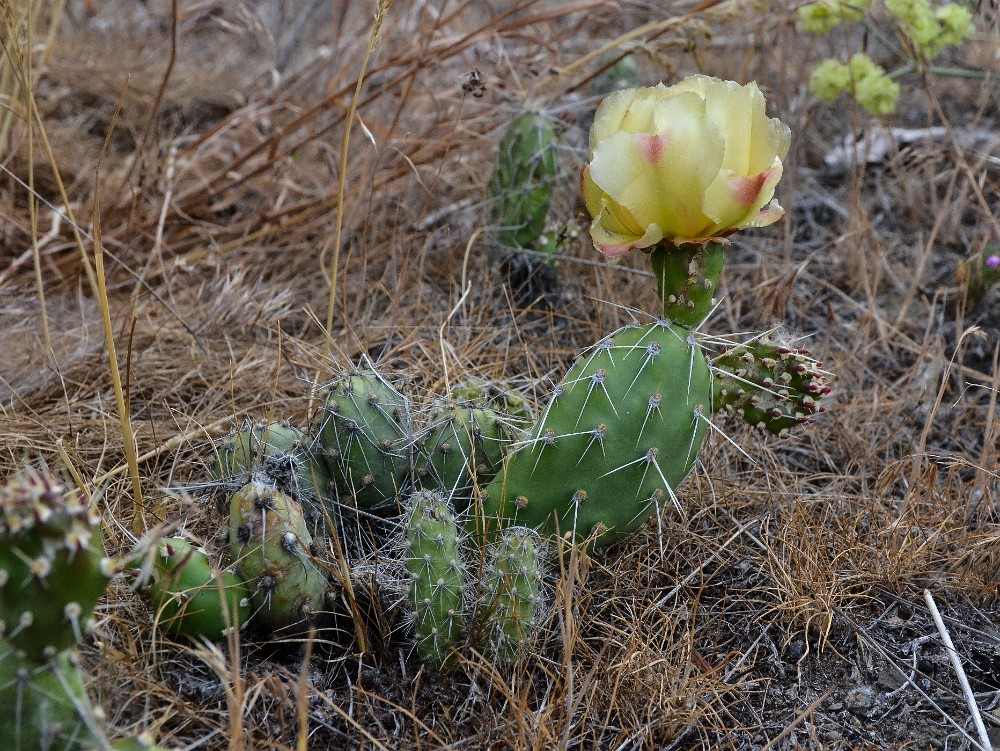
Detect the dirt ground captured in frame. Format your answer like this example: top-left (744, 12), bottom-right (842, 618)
top-left (2, 1), bottom-right (1000, 749)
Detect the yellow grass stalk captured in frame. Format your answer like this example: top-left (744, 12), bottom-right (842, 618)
top-left (325, 0), bottom-right (395, 351)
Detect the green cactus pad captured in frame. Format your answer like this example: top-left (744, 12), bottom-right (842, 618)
top-left (229, 481), bottom-right (328, 634)
top-left (129, 537), bottom-right (250, 640)
top-left (414, 405), bottom-right (519, 509)
top-left (649, 242), bottom-right (725, 328)
top-left (0, 639), bottom-right (103, 751)
top-left (711, 334), bottom-right (831, 435)
top-left (487, 113), bottom-right (559, 250)
top-left (479, 526), bottom-right (544, 665)
top-left (0, 468), bottom-right (112, 661)
top-left (405, 490), bottom-right (466, 667)
top-left (317, 364), bottom-right (413, 511)
top-left (481, 320), bottom-right (711, 547)
top-left (212, 420), bottom-right (334, 532)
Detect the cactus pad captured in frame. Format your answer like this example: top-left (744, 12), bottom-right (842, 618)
top-left (478, 526), bottom-right (544, 665)
top-left (711, 334), bottom-right (831, 435)
top-left (318, 364), bottom-right (413, 511)
top-left (0, 639), bottom-right (102, 751)
top-left (481, 320), bottom-right (711, 547)
top-left (405, 490), bottom-right (466, 667)
top-left (488, 112), bottom-right (559, 250)
top-left (129, 537), bottom-right (250, 639)
top-left (229, 481), bottom-right (328, 634)
top-left (213, 420), bottom-right (334, 531)
top-left (414, 404), bottom-right (519, 508)
top-left (0, 468), bottom-right (112, 661)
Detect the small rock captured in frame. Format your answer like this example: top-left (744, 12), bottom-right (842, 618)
top-left (845, 685), bottom-right (875, 718)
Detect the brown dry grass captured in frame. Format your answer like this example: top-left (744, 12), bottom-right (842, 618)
top-left (2, 0), bottom-right (1000, 749)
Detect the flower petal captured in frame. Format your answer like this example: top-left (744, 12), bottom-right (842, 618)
top-left (590, 208), bottom-right (663, 258)
top-left (588, 91), bottom-right (724, 240)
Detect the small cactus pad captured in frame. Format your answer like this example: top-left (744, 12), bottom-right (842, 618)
top-left (414, 405), bottom-right (518, 508)
top-left (318, 364), bottom-right (413, 510)
top-left (0, 638), bottom-right (102, 751)
top-left (405, 490), bottom-right (466, 667)
top-left (450, 377), bottom-right (535, 432)
top-left (129, 537), bottom-right (250, 639)
top-left (481, 320), bottom-right (711, 547)
top-left (0, 468), bottom-right (112, 661)
top-left (212, 420), bottom-right (334, 531)
top-left (487, 112), bottom-right (559, 250)
top-left (711, 335), bottom-right (831, 435)
top-left (229, 481), bottom-right (328, 634)
top-left (649, 242), bottom-right (725, 328)
top-left (478, 526), bottom-right (544, 665)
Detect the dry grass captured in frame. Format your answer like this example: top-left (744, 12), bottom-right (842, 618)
top-left (2, 0), bottom-right (1000, 748)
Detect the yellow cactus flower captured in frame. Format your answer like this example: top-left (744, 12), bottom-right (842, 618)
top-left (581, 76), bottom-right (791, 258)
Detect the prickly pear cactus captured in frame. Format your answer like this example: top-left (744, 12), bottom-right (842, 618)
top-left (487, 112), bottom-right (559, 250)
top-left (318, 363), bottom-right (413, 511)
top-left (0, 468), bottom-right (112, 661)
top-left (0, 638), bottom-right (103, 751)
top-left (477, 526), bottom-right (544, 665)
top-left (405, 490), bottom-right (466, 667)
top-left (129, 537), bottom-right (250, 639)
top-left (712, 335), bottom-right (831, 435)
top-left (414, 404), bottom-right (518, 508)
top-left (212, 420), bottom-right (334, 531)
top-left (229, 480), bottom-right (328, 634)
top-left (480, 320), bottom-right (711, 547)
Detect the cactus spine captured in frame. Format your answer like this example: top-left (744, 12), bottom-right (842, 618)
top-left (129, 537), bottom-right (250, 639)
top-left (318, 364), bottom-right (412, 511)
top-left (405, 491), bottom-right (466, 667)
top-left (481, 320), bottom-right (711, 547)
top-left (0, 468), bottom-right (112, 661)
top-left (229, 480), bottom-right (328, 633)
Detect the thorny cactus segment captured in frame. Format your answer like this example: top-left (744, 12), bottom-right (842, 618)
top-left (711, 336), bottom-right (831, 435)
top-left (405, 490), bottom-right (466, 667)
top-left (481, 321), bottom-right (712, 547)
top-left (487, 112), bottom-right (560, 250)
top-left (478, 526), bottom-right (544, 665)
top-left (414, 405), bottom-right (519, 509)
top-left (212, 421), bottom-right (334, 532)
top-left (0, 468), bottom-right (112, 661)
top-left (318, 364), bottom-right (413, 510)
top-left (229, 481), bottom-right (328, 634)
top-left (0, 639), bottom-right (103, 751)
top-left (450, 378), bottom-right (535, 433)
top-left (649, 241), bottom-right (725, 328)
top-left (129, 537), bottom-right (250, 639)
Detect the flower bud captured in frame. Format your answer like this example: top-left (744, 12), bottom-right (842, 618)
top-left (581, 76), bottom-right (791, 258)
